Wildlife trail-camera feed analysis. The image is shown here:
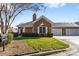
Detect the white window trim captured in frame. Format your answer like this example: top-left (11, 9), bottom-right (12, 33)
top-left (23, 27), bottom-right (25, 33)
top-left (38, 26), bottom-right (40, 34)
top-left (46, 26), bottom-right (48, 34)
top-left (18, 29), bottom-right (21, 34)
top-left (38, 25), bottom-right (48, 34)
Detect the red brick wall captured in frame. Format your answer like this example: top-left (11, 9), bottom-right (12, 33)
top-left (33, 18), bottom-right (52, 33)
top-left (25, 27), bottom-right (32, 33)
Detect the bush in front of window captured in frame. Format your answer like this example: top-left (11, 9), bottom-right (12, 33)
top-left (39, 33), bottom-right (53, 37)
top-left (22, 33), bottom-right (39, 37)
top-left (13, 33), bottom-right (53, 37)
top-left (47, 33), bottom-right (53, 37)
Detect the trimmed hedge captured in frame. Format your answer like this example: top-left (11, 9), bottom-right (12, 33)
top-left (13, 33), bottom-right (53, 37)
top-left (39, 33), bottom-right (53, 37)
top-left (47, 33), bottom-right (53, 37)
top-left (22, 33), bottom-right (39, 37)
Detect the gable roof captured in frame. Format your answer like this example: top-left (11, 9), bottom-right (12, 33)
top-left (17, 15), bottom-right (54, 27)
top-left (33, 15), bottom-right (54, 24)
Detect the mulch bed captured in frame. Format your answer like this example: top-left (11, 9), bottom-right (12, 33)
top-left (0, 40), bottom-right (36, 56)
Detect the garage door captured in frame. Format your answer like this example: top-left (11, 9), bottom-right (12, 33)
top-left (52, 29), bottom-right (62, 36)
top-left (66, 29), bottom-right (79, 36)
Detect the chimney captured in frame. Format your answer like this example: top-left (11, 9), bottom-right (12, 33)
top-left (33, 13), bottom-right (36, 21)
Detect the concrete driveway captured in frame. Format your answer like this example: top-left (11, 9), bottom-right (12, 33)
top-left (53, 36), bottom-right (79, 56)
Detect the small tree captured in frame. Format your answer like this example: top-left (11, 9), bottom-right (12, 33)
top-left (0, 3), bottom-right (46, 34)
top-left (0, 3), bottom-right (46, 51)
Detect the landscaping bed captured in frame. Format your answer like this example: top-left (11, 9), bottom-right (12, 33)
top-left (18, 37), bottom-right (69, 52)
top-left (0, 40), bottom-right (35, 56)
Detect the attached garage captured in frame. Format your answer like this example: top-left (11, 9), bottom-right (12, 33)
top-left (52, 28), bottom-right (62, 36)
top-left (66, 29), bottom-right (79, 36)
top-left (52, 28), bottom-right (79, 36)
top-left (52, 23), bottom-right (79, 36)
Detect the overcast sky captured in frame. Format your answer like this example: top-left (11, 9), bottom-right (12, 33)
top-left (12, 3), bottom-right (79, 28)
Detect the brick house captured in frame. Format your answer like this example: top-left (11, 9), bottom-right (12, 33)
top-left (17, 14), bottom-right (79, 36)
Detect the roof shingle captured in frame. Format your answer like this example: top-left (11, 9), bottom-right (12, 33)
top-left (53, 23), bottom-right (79, 27)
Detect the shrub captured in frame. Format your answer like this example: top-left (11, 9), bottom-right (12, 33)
top-left (39, 33), bottom-right (53, 37)
top-left (47, 33), bottom-right (53, 37)
top-left (39, 34), bottom-right (47, 37)
top-left (13, 33), bottom-right (53, 37)
top-left (0, 33), bottom-right (14, 46)
top-left (22, 33), bottom-right (39, 37)
top-left (7, 33), bottom-right (14, 42)
top-left (13, 33), bottom-right (18, 37)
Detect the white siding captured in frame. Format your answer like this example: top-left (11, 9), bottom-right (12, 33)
top-left (66, 29), bottom-right (79, 36)
top-left (52, 29), bottom-right (62, 36)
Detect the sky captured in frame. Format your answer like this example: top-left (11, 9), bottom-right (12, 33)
top-left (12, 3), bottom-right (79, 28)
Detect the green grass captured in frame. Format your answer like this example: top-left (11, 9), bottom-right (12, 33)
top-left (17, 37), bottom-right (69, 52)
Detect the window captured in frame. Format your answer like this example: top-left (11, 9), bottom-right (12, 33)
top-left (39, 26), bottom-right (47, 34)
top-left (39, 27), bottom-right (42, 33)
top-left (43, 27), bottom-right (45, 33)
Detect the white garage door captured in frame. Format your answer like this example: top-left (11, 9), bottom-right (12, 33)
top-left (52, 29), bottom-right (62, 36)
top-left (66, 29), bottom-right (79, 36)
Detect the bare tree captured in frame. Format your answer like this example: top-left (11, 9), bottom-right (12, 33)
top-left (0, 3), bottom-right (45, 34)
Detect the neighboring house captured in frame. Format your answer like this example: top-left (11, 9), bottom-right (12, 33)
top-left (0, 26), bottom-right (17, 33)
top-left (12, 28), bottom-right (18, 33)
top-left (8, 27), bottom-right (13, 33)
top-left (8, 27), bottom-right (18, 33)
top-left (75, 21), bottom-right (79, 25)
top-left (17, 14), bottom-right (79, 36)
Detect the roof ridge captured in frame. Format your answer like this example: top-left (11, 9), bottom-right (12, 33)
top-left (33, 15), bottom-right (54, 24)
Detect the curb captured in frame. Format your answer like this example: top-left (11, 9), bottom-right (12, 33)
top-left (28, 49), bottom-right (67, 56)
top-left (14, 51), bottom-right (39, 56)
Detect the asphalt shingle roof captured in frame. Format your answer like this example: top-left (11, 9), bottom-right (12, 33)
top-left (17, 21), bottom-right (33, 27)
top-left (53, 23), bottom-right (79, 27)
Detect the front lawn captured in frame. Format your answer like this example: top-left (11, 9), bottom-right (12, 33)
top-left (17, 37), bottom-right (69, 52)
